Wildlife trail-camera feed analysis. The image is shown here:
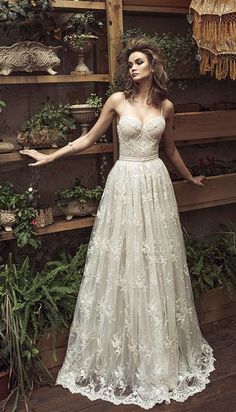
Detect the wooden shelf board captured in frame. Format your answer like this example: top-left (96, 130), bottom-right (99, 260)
top-left (123, 5), bottom-right (189, 13)
top-left (175, 135), bottom-right (236, 146)
top-left (0, 216), bottom-right (95, 242)
top-left (0, 74), bottom-right (110, 85)
top-left (0, 143), bottom-right (113, 164)
top-left (174, 173), bottom-right (236, 212)
top-left (51, 0), bottom-right (106, 10)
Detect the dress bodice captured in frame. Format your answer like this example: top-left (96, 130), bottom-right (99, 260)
top-left (117, 115), bottom-right (166, 160)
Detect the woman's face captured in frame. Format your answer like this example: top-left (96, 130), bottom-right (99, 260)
top-left (128, 51), bottom-right (152, 82)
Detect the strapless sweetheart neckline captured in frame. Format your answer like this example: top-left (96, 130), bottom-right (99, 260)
top-left (118, 114), bottom-right (166, 128)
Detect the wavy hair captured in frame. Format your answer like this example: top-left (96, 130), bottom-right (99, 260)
top-left (116, 36), bottom-right (169, 107)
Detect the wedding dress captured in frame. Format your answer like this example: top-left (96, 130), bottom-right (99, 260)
top-left (56, 110), bottom-right (215, 409)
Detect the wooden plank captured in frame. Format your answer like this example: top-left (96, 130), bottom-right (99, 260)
top-left (51, 0), bottom-right (106, 10)
top-left (195, 288), bottom-right (236, 325)
top-left (123, 0), bottom-right (190, 13)
top-left (0, 74), bottom-right (109, 85)
top-left (173, 110), bottom-right (236, 142)
top-left (106, 0), bottom-right (123, 162)
top-left (123, 0), bottom-right (190, 7)
top-left (123, 5), bottom-right (189, 13)
top-left (174, 173), bottom-right (236, 212)
top-left (0, 216), bottom-right (95, 242)
top-left (38, 329), bottom-right (69, 352)
top-left (0, 143), bottom-right (113, 164)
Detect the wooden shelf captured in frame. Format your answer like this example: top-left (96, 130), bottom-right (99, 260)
top-left (0, 143), bottom-right (113, 165)
top-left (0, 74), bottom-right (110, 85)
top-left (0, 215), bottom-right (95, 242)
top-left (123, 0), bottom-right (190, 13)
top-left (173, 110), bottom-right (236, 145)
top-left (51, 0), bottom-right (106, 10)
top-left (174, 173), bottom-right (236, 212)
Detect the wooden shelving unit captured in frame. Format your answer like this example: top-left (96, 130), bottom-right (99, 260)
top-left (0, 216), bottom-right (95, 242)
top-left (0, 74), bottom-right (109, 85)
top-left (0, 143), bottom-right (113, 164)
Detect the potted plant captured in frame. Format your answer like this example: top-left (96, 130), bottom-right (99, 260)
top-left (0, 182), bottom-right (40, 249)
top-left (70, 93), bottom-right (102, 137)
top-left (55, 179), bottom-right (103, 220)
top-left (0, 321), bottom-right (10, 402)
top-left (0, 246), bottom-right (87, 410)
top-left (185, 224), bottom-right (236, 324)
top-left (17, 103), bottom-right (76, 149)
top-left (62, 11), bottom-right (103, 74)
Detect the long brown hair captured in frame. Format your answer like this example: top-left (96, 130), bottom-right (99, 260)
top-left (116, 36), bottom-right (169, 107)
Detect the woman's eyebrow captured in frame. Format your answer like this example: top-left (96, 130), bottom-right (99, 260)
top-left (128, 58), bottom-right (143, 64)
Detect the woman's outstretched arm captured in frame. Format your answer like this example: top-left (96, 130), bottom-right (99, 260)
top-left (20, 93), bottom-right (120, 167)
top-left (162, 99), bottom-right (206, 187)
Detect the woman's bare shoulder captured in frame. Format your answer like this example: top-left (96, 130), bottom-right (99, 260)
top-left (162, 98), bottom-right (174, 117)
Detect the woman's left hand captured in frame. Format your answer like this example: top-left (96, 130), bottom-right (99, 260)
top-left (189, 175), bottom-right (206, 187)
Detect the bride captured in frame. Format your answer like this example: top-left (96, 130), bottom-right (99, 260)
top-left (21, 37), bottom-right (215, 409)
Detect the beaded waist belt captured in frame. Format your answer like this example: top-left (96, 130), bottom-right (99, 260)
top-left (119, 154), bottom-right (159, 162)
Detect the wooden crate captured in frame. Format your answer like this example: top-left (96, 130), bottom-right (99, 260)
top-left (195, 287), bottom-right (236, 325)
top-left (173, 173), bottom-right (236, 212)
top-left (174, 110), bottom-right (236, 144)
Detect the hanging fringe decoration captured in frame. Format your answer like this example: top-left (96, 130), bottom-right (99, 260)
top-left (190, 0), bottom-right (236, 80)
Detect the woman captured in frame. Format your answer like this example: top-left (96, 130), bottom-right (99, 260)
top-left (21, 37), bottom-right (215, 409)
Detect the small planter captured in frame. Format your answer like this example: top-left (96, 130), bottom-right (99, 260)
top-left (173, 173), bottom-right (236, 212)
top-left (65, 35), bottom-right (98, 75)
top-left (34, 207), bottom-right (54, 228)
top-left (0, 142), bottom-right (14, 154)
top-left (195, 287), bottom-right (236, 325)
top-left (0, 41), bottom-right (61, 76)
top-left (17, 128), bottom-right (61, 149)
top-left (60, 200), bottom-right (98, 220)
top-left (0, 368), bottom-right (10, 402)
top-left (0, 209), bottom-right (17, 231)
top-left (70, 104), bottom-right (97, 137)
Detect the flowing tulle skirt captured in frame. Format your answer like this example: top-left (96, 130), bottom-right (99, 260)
top-left (56, 157), bottom-right (215, 409)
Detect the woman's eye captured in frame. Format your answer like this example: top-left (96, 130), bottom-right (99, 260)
top-left (137, 60), bottom-right (143, 65)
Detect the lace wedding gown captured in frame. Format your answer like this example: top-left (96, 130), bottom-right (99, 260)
top-left (56, 113), bottom-right (215, 409)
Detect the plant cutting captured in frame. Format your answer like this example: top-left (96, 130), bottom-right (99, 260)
top-left (17, 103), bottom-right (76, 149)
top-left (0, 182), bottom-right (40, 249)
top-left (55, 179), bottom-right (103, 220)
top-left (0, 245), bottom-right (87, 411)
top-left (70, 93), bottom-right (103, 137)
top-left (0, 99), bottom-right (6, 112)
top-left (62, 11), bottom-right (103, 74)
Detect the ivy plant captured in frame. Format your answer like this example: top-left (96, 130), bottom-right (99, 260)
top-left (20, 103), bottom-right (76, 141)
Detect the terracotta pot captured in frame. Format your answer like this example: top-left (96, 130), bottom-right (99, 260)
top-left (60, 199), bottom-right (98, 220)
top-left (0, 368), bottom-right (10, 401)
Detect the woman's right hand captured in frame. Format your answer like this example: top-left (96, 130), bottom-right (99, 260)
top-left (20, 149), bottom-right (53, 167)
